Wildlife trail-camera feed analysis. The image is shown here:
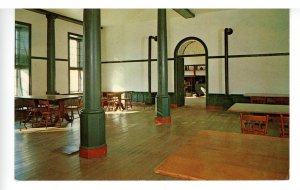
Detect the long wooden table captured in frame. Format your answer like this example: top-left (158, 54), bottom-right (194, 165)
top-left (15, 95), bottom-right (83, 125)
top-left (103, 91), bottom-right (127, 111)
top-left (227, 103), bottom-right (289, 115)
top-left (244, 93), bottom-right (289, 98)
top-left (155, 130), bottom-right (289, 180)
top-left (244, 93), bottom-right (289, 104)
top-left (15, 94), bottom-right (82, 101)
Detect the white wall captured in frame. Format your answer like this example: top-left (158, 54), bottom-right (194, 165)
top-left (15, 9), bottom-right (289, 95)
top-left (229, 56), bottom-right (289, 94)
top-left (170, 9), bottom-right (289, 94)
top-left (101, 19), bottom-right (157, 92)
top-left (102, 9), bottom-right (289, 94)
top-left (56, 60), bottom-right (69, 94)
top-left (55, 19), bottom-right (83, 58)
top-left (31, 60), bottom-right (46, 95)
top-left (16, 10), bottom-right (83, 95)
top-left (184, 57), bottom-right (205, 65)
top-left (102, 62), bottom-right (148, 92)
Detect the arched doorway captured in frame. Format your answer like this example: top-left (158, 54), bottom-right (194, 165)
top-left (174, 37), bottom-right (208, 107)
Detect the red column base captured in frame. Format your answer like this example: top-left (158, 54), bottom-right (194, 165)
top-left (155, 116), bottom-right (171, 124)
top-left (170, 104), bottom-right (178, 108)
top-left (206, 105), bottom-right (223, 111)
top-left (79, 145), bottom-right (107, 159)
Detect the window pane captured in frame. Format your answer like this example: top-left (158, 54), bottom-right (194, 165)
top-left (15, 69), bottom-right (29, 96)
top-left (70, 70), bottom-right (79, 92)
top-left (15, 24), bottom-right (30, 67)
top-left (15, 22), bottom-right (30, 96)
top-left (69, 34), bottom-right (83, 94)
top-left (80, 71), bottom-right (83, 92)
top-left (70, 39), bottom-right (78, 67)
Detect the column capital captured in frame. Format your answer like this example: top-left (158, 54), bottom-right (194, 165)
top-left (46, 13), bottom-right (57, 20)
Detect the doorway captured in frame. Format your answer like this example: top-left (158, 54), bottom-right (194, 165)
top-left (174, 37), bottom-right (208, 107)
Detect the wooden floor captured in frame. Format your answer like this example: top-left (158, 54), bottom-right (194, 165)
top-left (14, 97), bottom-right (285, 180)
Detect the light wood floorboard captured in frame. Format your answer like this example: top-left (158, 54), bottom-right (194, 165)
top-left (14, 97), bottom-right (283, 180)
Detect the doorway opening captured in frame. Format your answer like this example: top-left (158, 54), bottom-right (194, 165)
top-left (174, 37), bottom-right (208, 107)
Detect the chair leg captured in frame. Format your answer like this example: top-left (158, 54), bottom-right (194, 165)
top-left (38, 114), bottom-right (47, 129)
top-left (106, 101), bottom-right (115, 111)
top-left (70, 110), bottom-right (74, 120)
top-left (56, 112), bottom-right (62, 127)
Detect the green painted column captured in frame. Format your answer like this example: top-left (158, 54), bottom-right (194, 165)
top-left (155, 9), bottom-right (171, 123)
top-left (46, 14), bottom-right (58, 95)
top-left (79, 9), bottom-right (106, 159)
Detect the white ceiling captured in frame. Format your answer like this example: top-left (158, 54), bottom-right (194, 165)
top-left (45, 9), bottom-right (226, 26)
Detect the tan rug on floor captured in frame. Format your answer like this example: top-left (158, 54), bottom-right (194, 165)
top-left (16, 126), bottom-right (70, 133)
top-left (154, 130), bottom-right (289, 180)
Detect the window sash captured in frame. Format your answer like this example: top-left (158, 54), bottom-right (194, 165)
top-left (15, 22), bottom-right (30, 96)
top-left (15, 69), bottom-right (29, 96)
top-left (15, 24), bottom-right (30, 67)
top-left (70, 69), bottom-right (83, 93)
top-left (69, 34), bottom-right (83, 93)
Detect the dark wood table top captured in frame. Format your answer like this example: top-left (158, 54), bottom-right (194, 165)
top-left (15, 94), bottom-right (82, 101)
top-left (244, 93), bottom-right (289, 98)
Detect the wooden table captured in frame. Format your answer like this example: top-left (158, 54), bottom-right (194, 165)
top-left (15, 94), bottom-right (82, 101)
top-left (244, 93), bottom-right (289, 104)
top-left (103, 92), bottom-right (126, 111)
top-left (155, 130), bottom-right (289, 180)
top-left (227, 103), bottom-right (289, 115)
top-left (16, 95), bottom-right (83, 125)
top-left (244, 93), bottom-right (289, 98)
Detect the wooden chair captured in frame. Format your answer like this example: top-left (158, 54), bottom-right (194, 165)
top-left (106, 93), bottom-right (118, 111)
top-left (37, 100), bottom-right (61, 128)
top-left (64, 97), bottom-right (83, 120)
top-left (15, 98), bottom-right (28, 124)
top-left (280, 114), bottom-right (289, 137)
top-left (101, 92), bottom-right (108, 108)
top-left (240, 113), bottom-right (269, 135)
top-left (273, 97), bottom-right (289, 105)
top-left (121, 91), bottom-right (133, 110)
top-left (21, 100), bottom-right (40, 128)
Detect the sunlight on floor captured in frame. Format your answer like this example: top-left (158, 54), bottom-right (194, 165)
top-left (105, 110), bottom-right (140, 115)
top-left (185, 96), bottom-right (206, 107)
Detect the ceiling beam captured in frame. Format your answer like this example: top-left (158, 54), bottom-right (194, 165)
top-left (26, 9), bottom-right (103, 29)
top-left (173, 9), bottom-right (195, 19)
top-left (27, 9), bottom-right (83, 25)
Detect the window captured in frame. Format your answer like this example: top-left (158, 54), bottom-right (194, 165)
top-left (68, 33), bottom-right (83, 93)
top-left (15, 22), bottom-right (31, 96)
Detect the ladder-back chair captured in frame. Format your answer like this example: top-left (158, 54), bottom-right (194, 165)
top-left (240, 113), bottom-right (269, 135)
top-left (280, 114), bottom-right (289, 137)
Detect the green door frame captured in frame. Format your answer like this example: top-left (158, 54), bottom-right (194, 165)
top-left (173, 36), bottom-right (209, 107)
